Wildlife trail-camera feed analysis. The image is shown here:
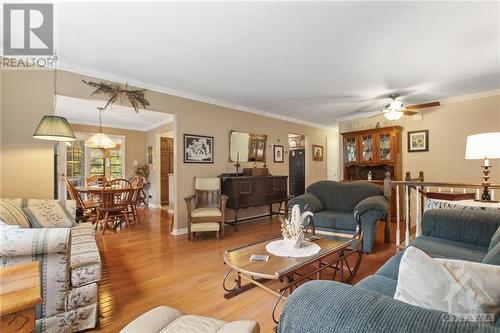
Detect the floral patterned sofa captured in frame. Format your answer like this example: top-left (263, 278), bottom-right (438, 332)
top-left (0, 198), bottom-right (102, 333)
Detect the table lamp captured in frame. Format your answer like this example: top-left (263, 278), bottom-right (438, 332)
top-left (465, 132), bottom-right (500, 202)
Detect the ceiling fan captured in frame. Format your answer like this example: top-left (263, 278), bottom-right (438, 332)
top-left (378, 94), bottom-right (440, 121)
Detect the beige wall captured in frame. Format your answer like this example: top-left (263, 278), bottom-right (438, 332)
top-left (1, 69), bottom-right (337, 231)
top-left (70, 124), bottom-right (147, 179)
top-left (339, 93), bottom-right (500, 184)
top-left (1, 70), bottom-right (54, 198)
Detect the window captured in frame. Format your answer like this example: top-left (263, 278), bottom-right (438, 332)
top-left (109, 149), bottom-right (122, 179)
top-left (77, 133), bottom-right (125, 180)
top-left (89, 148), bottom-right (105, 177)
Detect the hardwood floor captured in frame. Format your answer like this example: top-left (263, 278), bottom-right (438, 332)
top-left (92, 208), bottom-right (396, 333)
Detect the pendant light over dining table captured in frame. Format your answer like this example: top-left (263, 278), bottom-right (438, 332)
top-left (84, 107), bottom-right (116, 149)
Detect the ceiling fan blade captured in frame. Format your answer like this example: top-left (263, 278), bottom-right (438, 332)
top-left (402, 110), bottom-right (418, 116)
top-left (406, 101), bottom-right (440, 110)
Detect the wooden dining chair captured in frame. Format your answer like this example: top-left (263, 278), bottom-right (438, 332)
top-left (184, 178), bottom-right (228, 241)
top-left (127, 177), bottom-right (145, 224)
top-left (66, 179), bottom-right (99, 223)
top-left (96, 179), bottom-right (133, 234)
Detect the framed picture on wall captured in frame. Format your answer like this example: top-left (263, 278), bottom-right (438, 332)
top-left (312, 144), bottom-right (324, 161)
top-left (184, 134), bottom-right (214, 163)
top-left (273, 145), bottom-right (284, 163)
top-left (408, 130), bottom-right (429, 152)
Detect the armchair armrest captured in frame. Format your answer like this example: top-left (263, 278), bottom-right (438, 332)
top-left (354, 195), bottom-right (388, 216)
top-left (278, 280), bottom-right (497, 333)
top-left (184, 194), bottom-right (195, 214)
top-left (422, 209), bottom-right (500, 247)
top-left (1, 227), bottom-right (69, 256)
top-left (288, 193), bottom-right (324, 213)
top-left (220, 194), bottom-right (229, 211)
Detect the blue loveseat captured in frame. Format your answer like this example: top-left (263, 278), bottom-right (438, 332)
top-left (289, 181), bottom-right (388, 253)
top-left (278, 209), bottom-right (500, 332)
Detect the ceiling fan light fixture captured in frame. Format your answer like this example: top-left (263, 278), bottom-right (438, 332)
top-left (383, 109), bottom-right (404, 121)
top-left (389, 100), bottom-right (404, 110)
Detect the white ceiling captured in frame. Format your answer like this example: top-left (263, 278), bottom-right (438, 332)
top-left (56, 2), bottom-right (500, 128)
top-left (55, 95), bottom-right (174, 131)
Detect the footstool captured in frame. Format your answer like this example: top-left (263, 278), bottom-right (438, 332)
top-left (120, 306), bottom-right (260, 333)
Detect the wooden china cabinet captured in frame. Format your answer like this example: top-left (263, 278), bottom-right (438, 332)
top-left (342, 126), bottom-right (403, 223)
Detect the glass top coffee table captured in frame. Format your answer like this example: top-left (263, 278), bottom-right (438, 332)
top-left (222, 230), bottom-right (363, 323)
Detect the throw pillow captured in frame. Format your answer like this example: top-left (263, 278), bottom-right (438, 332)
top-left (395, 246), bottom-right (500, 322)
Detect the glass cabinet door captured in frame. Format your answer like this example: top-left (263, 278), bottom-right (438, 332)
top-left (361, 135), bottom-right (374, 162)
top-left (345, 136), bottom-right (357, 163)
top-left (378, 133), bottom-right (392, 161)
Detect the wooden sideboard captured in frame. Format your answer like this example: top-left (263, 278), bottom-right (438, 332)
top-left (220, 174), bottom-right (290, 230)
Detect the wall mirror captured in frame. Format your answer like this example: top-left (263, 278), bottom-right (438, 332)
top-left (230, 131), bottom-right (267, 162)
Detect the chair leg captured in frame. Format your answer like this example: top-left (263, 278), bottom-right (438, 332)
top-left (216, 230), bottom-right (220, 240)
top-left (133, 205), bottom-right (140, 224)
top-left (102, 212), bottom-right (109, 235)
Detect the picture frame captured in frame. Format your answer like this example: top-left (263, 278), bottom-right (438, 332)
top-left (312, 144), bottom-right (324, 161)
top-left (408, 130), bottom-right (429, 152)
top-left (273, 145), bottom-right (284, 163)
top-left (184, 134), bottom-right (214, 164)
top-left (147, 146), bottom-right (153, 164)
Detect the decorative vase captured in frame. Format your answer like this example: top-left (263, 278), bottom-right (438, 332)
top-left (283, 231), bottom-right (305, 249)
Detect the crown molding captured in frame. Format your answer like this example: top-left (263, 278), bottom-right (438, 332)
top-left (440, 89), bottom-right (500, 104)
top-left (57, 63), bottom-right (337, 132)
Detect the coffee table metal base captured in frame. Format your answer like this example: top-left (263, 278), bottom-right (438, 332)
top-left (222, 243), bottom-right (363, 323)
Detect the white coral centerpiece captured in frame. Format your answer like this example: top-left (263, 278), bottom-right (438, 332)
top-left (281, 205), bottom-right (314, 249)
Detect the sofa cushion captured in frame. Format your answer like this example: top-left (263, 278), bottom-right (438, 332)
top-left (411, 236), bottom-right (488, 262)
top-left (307, 181), bottom-right (383, 212)
top-left (191, 208), bottom-right (221, 218)
top-left (313, 211), bottom-right (355, 230)
top-left (0, 198), bottom-right (30, 228)
top-left (356, 275), bottom-right (397, 298)
top-left (422, 209), bottom-right (500, 248)
top-left (376, 251), bottom-right (405, 280)
top-left (24, 199), bottom-right (75, 228)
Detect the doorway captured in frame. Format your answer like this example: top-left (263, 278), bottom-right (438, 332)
top-left (288, 134), bottom-right (306, 197)
top-left (160, 137), bottom-right (174, 205)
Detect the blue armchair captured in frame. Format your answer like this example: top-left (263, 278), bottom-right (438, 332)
top-left (288, 181), bottom-right (388, 253)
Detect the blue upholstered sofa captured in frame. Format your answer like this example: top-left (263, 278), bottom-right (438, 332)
top-left (277, 209), bottom-right (500, 332)
top-left (288, 181), bottom-right (388, 253)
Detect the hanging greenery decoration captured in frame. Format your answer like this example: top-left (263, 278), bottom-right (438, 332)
top-left (82, 80), bottom-right (150, 113)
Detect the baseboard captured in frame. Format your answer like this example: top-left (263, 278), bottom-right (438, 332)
top-left (171, 227), bottom-right (188, 235)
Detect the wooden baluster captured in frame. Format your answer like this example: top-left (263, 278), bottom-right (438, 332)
top-left (405, 185), bottom-right (410, 247)
top-left (463, 188), bottom-right (467, 194)
top-left (415, 186), bottom-right (421, 237)
top-left (396, 185), bottom-right (400, 252)
top-left (450, 188), bottom-right (454, 193)
top-left (492, 190), bottom-right (495, 201)
top-left (476, 189), bottom-right (480, 200)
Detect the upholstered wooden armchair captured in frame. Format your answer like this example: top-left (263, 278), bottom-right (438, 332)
top-left (184, 178), bottom-right (228, 241)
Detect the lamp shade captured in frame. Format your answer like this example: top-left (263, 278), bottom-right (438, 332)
top-left (465, 132), bottom-right (500, 160)
top-left (85, 133), bottom-right (116, 149)
top-left (33, 115), bottom-right (76, 141)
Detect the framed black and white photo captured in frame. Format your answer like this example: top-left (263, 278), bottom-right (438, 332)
top-left (408, 130), bottom-right (429, 152)
top-left (273, 145), bottom-right (284, 163)
top-left (184, 134), bottom-right (214, 163)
